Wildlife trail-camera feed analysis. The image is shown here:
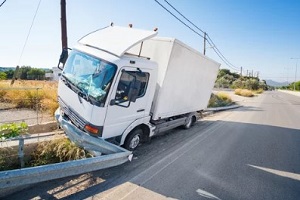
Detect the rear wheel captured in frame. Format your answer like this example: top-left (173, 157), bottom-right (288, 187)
top-left (124, 129), bottom-right (143, 151)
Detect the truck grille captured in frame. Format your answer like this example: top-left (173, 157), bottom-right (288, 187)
top-left (58, 97), bottom-right (86, 130)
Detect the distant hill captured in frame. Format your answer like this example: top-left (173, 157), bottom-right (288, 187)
top-left (266, 80), bottom-right (289, 87)
top-left (0, 67), bottom-right (15, 71)
top-left (0, 67), bottom-right (51, 72)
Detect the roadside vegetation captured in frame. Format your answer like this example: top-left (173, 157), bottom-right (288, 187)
top-left (279, 80), bottom-right (300, 91)
top-left (208, 92), bottom-right (233, 107)
top-left (0, 122), bottom-right (28, 141)
top-left (30, 138), bottom-right (92, 166)
top-left (234, 89), bottom-right (254, 97)
top-left (215, 69), bottom-right (268, 91)
top-left (0, 66), bottom-right (50, 80)
top-left (0, 80), bottom-right (58, 115)
top-left (0, 138), bottom-right (92, 171)
top-left (215, 69), bottom-right (269, 97)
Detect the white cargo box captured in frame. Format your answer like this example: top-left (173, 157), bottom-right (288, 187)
top-left (128, 37), bottom-right (220, 120)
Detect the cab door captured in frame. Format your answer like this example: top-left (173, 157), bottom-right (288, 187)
top-left (103, 66), bottom-right (151, 139)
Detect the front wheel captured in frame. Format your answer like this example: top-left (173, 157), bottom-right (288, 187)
top-left (123, 129), bottom-right (143, 151)
top-left (182, 116), bottom-right (194, 129)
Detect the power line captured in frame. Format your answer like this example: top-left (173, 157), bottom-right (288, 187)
top-left (154, 0), bottom-right (240, 72)
top-left (18, 0), bottom-right (42, 65)
top-left (164, 0), bottom-right (205, 34)
top-left (0, 0), bottom-right (7, 8)
top-left (206, 34), bottom-right (240, 71)
top-left (208, 40), bottom-right (239, 72)
top-left (154, 0), bottom-right (204, 39)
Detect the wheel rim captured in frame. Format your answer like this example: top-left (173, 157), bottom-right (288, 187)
top-left (129, 134), bottom-right (140, 149)
top-left (186, 117), bottom-right (192, 127)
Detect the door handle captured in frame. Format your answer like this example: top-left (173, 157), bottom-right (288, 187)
top-left (137, 109), bottom-right (145, 112)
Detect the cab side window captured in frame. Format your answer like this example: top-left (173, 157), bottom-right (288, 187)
top-left (115, 71), bottom-right (149, 102)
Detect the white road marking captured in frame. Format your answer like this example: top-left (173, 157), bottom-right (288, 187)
top-left (248, 164), bottom-right (300, 181)
top-left (196, 188), bottom-right (222, 200)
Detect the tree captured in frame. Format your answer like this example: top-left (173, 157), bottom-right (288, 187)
top-left (245, 79), bottom-right (259, 90)
top-left (217, 69), bottom-right (231, 79)
top-left (215, 76), bottom-right (231, 88)
top-left (18, 66), bottom-right (31, 79)
top-left (232, 79), bottom-right (244, 89)
top-left (259, 80), bottom-right (268, 90)
top-left (4, 69), bottom-right (15, 79)
top-left (0, 72), bottom-right (7, 80)
top-left (27, 68), bottom-right (45, 80)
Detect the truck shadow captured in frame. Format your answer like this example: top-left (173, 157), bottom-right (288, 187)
top-left (2, 120), bottom-right (300, 200)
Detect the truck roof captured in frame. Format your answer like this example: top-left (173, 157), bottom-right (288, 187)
top-left (78, 26), bottom-right (158, 57)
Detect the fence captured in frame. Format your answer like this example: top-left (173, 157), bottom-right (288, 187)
top-left (0, 87), bottom-right (56, 125)
top-left (0, 85), bottom-right (59, 170)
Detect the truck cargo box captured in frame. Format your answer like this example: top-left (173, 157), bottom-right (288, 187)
top-left (128, 37), bottom-right (220, 120)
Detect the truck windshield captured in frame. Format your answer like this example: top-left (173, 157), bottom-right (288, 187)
top-left (62, 50), bottom-right (117, 106)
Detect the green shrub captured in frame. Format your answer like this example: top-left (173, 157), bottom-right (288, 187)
top-left (0, 122), bottom-right (28, 141)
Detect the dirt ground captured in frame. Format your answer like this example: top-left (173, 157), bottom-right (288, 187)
top-left (0, 108), bottom-right (53, 125)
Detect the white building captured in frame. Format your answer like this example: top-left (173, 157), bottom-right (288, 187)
top-left (52, 67), bottom-right (62, 81)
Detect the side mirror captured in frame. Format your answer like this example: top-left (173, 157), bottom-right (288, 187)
top-left (128, 80), bottom-right (141, 103)
top-left (57, 48), bottom-right (70, 70)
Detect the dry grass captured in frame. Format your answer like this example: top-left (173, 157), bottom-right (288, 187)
top-left (253, 88), bottom-right (264, 94)
top-left (0, 138), bottom-right (92, 171)
top-left (235, 89), bottom-right (254, 97)
top-left (0, 147), bottom-right (19, 171)
top-left (30, 138), bottom-right (92, 166)
top-left (208, 92), bottom-right (232, 107)
top-left (0, 80), bottom-right (58, 115)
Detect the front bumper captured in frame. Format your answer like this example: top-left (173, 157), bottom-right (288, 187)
top-left (55, 108), bottom-right (132, 158)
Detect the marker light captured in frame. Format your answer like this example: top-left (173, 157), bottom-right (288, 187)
top-left (85, 125), bottom-right (98, 135)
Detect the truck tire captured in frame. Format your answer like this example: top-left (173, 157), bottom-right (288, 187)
top-left (183, 116), bottom-right (194, 129)
top-left (124, 129), bottom-right (143, 151)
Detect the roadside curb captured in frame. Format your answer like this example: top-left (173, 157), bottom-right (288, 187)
top-left (28, 121), bottom-right (58, 134)
top-left (0, 130), bottom-right (65, 148)
top-left (203, 104), bottom-right (241, 117)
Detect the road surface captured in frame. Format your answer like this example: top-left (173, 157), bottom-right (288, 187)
top-left (3, 91), bottom-right (300, 200)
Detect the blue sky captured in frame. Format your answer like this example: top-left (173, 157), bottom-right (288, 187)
top-left (0, 0), bottom-right (299, 82)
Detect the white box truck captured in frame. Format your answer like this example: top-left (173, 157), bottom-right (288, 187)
top-left (55, 25), bottom-right (220, 153)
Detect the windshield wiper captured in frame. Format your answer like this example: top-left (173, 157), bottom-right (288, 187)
top-left (61, 74), bottom-right (94, 105)
top-left (76, 85), bottom-right (94, 105)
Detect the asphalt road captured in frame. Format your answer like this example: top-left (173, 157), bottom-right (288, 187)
top-left (3, 91), bottom-right (300, 200)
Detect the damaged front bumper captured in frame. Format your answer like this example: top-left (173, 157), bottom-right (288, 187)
top-left (55, 108), bottom-right (132, 160)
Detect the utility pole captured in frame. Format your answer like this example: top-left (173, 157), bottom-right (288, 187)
top-left (291, 58), bottom-right (300, 91)
top-left (203, 32), bottom-right (207, 55)
top-left (251, 70), bottom-right (253, 77)
top-left (246, 70), bottom-right (248, 77)
top-left (240, 67), bottom-right (243, 76)
top-left (60, 0), bottom-right (68, 50)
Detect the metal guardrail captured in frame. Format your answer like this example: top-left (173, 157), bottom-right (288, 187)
top-left (0, 151), bottom-right (131, 190)
top-left (0, 110), bottom-right (133, 191)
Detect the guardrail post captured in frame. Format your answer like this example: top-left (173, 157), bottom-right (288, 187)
top-left (18, 137), bottom-right (25, 168)
top-left (36, 88), bottom-right (39, 125)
